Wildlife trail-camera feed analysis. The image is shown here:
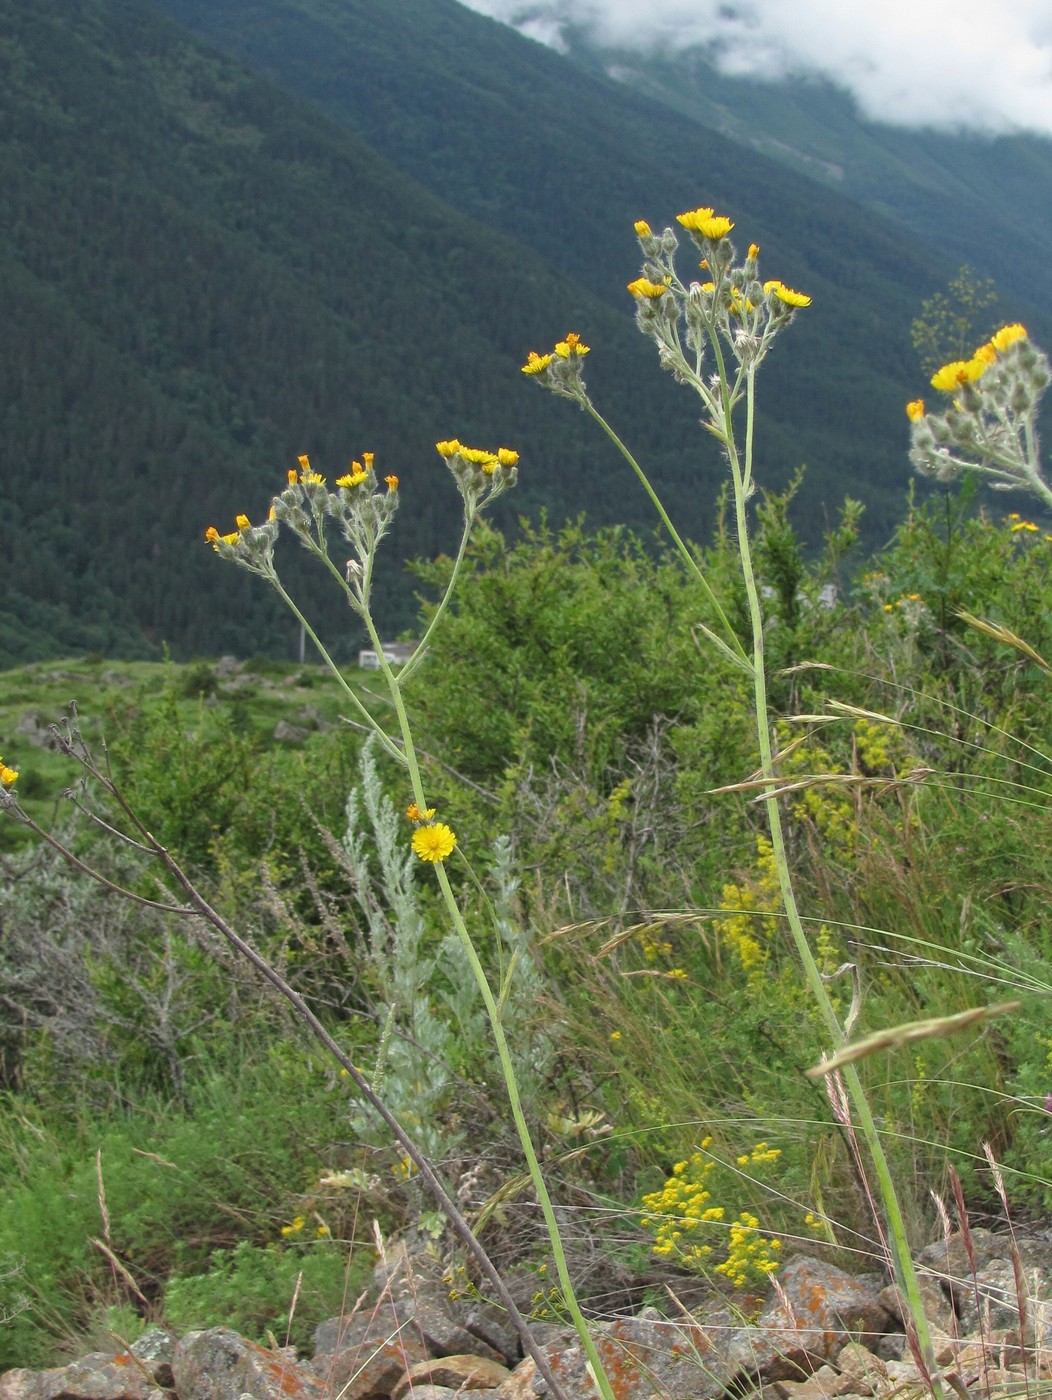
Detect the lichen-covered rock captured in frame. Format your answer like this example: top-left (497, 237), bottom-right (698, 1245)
top-left (309, 1309), bottom-right (429, 1400)
top-left (727, 1256), bottom-right (891, 1381)
top-left (496, 1310), bottom-right (735, 1400)
top-left (392, 1354), bottom-right (511, 1397)
top-left (0, 1352), bottom-right (167, 1400)
top-left (172, 1327), bottom-right (327, 1400)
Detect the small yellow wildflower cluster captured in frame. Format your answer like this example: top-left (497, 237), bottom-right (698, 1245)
top-left (908, 323), bottom-right (1052, 496)
top-left (406, 801), bottom-right (456, 864)
top-left (521, 209), bottom-right (810, 453)
top-left (636, 208), bottom-right (809, 362)
top-left (1007, 512), bottom-right (1041, 535)
top-left (713, 836), bottom-right (781, 984)
top-left (435, 439), bottom-right (519, 514)
top-left (0, 756), bottom-right (18, 789)
top-left (206, 450), bottom-right (400, 614)
top-left (280, 1213), bottom-right (331, 1240)
top-left (714, 1212), bottom-right (781, 1289)
top-left (640, 1139), bottom-right (783, 1287)
top-left (520, 332), bottom-right (592, 404)
top-left (391, 1153), bottom-right (417, 1182)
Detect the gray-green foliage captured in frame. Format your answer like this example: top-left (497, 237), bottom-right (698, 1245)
top-left (339, 740), bottom-right (552, 1157)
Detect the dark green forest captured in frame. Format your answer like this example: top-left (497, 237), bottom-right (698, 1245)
top-left (1, 0), bottom-right (1048, 666)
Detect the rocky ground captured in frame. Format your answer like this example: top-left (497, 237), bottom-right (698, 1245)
top-left (4, 1229), bottom-right (1052, 1400)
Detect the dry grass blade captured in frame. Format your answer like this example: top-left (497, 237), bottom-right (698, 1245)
top-left (542, 912), bottom-right (709, 956)
top-left (956, 611), bottom-right (1051, 671)
top-left (806, 1002), bottom-right (1021, 1078)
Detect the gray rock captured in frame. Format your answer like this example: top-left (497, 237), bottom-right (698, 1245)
top-left (727, 1256), bottom-right (891, 1381)
top-left (496, 1312), bottom-right (735, 1400)
top-left (172, 1327), bottom-right (327, 1400)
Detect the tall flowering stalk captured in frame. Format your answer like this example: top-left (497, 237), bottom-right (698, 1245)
top-left (204, 444), bottom-right (619, 1400)
top-left (523, 209), bottom-right (944, 1395)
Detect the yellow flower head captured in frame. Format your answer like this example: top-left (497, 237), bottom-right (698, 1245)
top-left (521, 351), bottom-right (553, 376)
top-left (297, 454), bottom-right (311, 473)
top-left (362, 451), bottom-right (374, 470)
top-left (497, 448), bottom-right (519, 467)
top-left (931, 356), bottom-right (990, 391)
top-left (406, 802), bottom-right (436, 823)
top-left (461, 447), bottom-right (499, 471)
top-left (385, 474), bottom-right (399, 490)
top-left (0, 760), bottom-right (18, 788)
top-left (677, 207), bottom-right (734, 240)
top-left (287, 469), bottom-right (299, 485)
top-left (906, 399), bottom-right (926, 422)
top-left (554, 332), bottom-right (590, 358)
top-left (764, 280), bottom-right (812, 308)
top-left (747, 243), bottom-right (760, 261)
top-left (627, 277), bottom-right (668, 300)
top-left (235, 514), bottom-right (251, 530)
top-left (204, 526), bottom-right (220, 543)
top-left (634, 219), bottom-right (652, 237)
top-left (435, 439), bottom-right (461, 457)
top-left (336, 469), bottom-right (369, 489)
top-left (412, 822), bottom-right (457, 863)
top-left (991, 323), bottom-right (1028, 352)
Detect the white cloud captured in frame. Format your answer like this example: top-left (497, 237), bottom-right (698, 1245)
top-left (460, 0), bottom-right (1052, 137)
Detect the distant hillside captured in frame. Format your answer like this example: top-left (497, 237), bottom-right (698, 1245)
top-left (0, 0), bottom-right (679, 664)
top-left (567, 39), bottom-right (1052, 309)
top-left (149, 0), bottom-right (976, 524)
top-left (3, 0), bottom-right (1042, 666)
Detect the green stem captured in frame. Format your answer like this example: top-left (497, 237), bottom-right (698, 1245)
top-left (362, 608), bottom-right (619, 1400)
top-left (725, 378), bottom-right (944, 1397)
top-left (397, 513), bottom-right (476, 689)
top-left (268, 573), bottom-right (405, 766)
top-left (581, 400), bottom-right (748, 666)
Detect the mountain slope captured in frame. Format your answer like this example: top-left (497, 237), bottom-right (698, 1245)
top-left (569, 40), bottom-right (1052, 309)
top-left (0, 0), bottom-right (684, 663)
top-left (148, 0), bottom-right (974, 528)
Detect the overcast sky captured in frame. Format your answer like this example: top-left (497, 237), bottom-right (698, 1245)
top-left (459, 0), bottom-right (1052, 138)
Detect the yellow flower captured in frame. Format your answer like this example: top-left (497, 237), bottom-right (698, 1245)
top-left (633, 219), bottom-right (652, 237)
top-left (297, 454), bottom-right (311, 473)
top-left (931, 357), bottom-right (989, 391)
top-left (336, 469), bottom-right (368, 488)
top-left (1011, 520), bottom-right (1039, 533)
top-left (497, 448), bottom-right (519, 467)
top-left (991, 323), bottom-right (1028, 352)
top-left (0, 760), bottom-right (18, 788)
top-left (627, 277), bottom-right (668, 300)
top-left (385, 474), bottom-right (399, 490)
top-left (610, 1030), bottom-right (622, 1042)
top-left (906, 399), bottom-right (926, 422)
top-left (677, 207), bottom-right (734, 240)
top-left (461, 447), bottom-right (499, 471)
top-left (287, 468), bottom-right (299, 485)
top-left (764, 280), bottom-right (812, 308)
top-left (204, 526), bottom-right (220, 543)
top-left (235, 513), bottom-right (251, 530)
top-left (973, 342), bottom-right (997, 367)
top-left (435, 439), bottom-right (462, 456)
top-left (554, 332), bottom-right (590, 357)
top-left (667, 968), bottom-right (688, 979)
top-left (747, 243), bottom-right (760, 260)
top-left (406, 802), bottom-right (436, 822)
top-left (412, 823), bottom-right (457, 863)
top-left (521, 352), bottom-right (553, 375)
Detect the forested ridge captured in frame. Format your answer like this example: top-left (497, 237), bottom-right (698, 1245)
top-left (1, 0), bottom-right (1046, 664)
